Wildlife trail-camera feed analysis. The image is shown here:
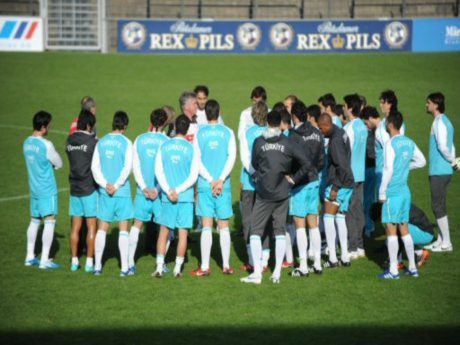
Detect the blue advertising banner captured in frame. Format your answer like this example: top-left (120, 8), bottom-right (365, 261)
top-left (117, 19), bottom-right (412, 54)
top-left (413, 18), bottom-right (460, 52)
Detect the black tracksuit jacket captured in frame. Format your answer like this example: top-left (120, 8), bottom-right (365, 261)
top-left (251, 132), bottom-right (314, 201)
top-left (66, 131), bottom-right (98, 196)
top-left (288, 122), bottom-right (325, 186)
top-left (325, 125), bottom-right (354, 191)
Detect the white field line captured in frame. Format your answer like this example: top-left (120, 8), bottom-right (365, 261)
top-left (0, 188), bottom-right (69, 203)
top-left (0, 124), bottom-right (68, 135)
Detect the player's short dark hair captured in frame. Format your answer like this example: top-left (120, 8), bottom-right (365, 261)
top-left (370, 202), bottom-right (382, 222)
top-left (335, 104), bottom-right (345, 119)
top-left (306, 104), bottom-right (321, 122)
top-left (251, 86), bottom-right (267, 101)
top-left (205, 99), bottom-right (220, 121)
top-left (112, 111), bottom-right (129, 130)
top-left (361, 106), bottom-right (380, 120)
top-left (280, 109), bottom-right (291, 125)
top-left (194, 85), bottom-right (209, 96)
top-left (272, 101), bottom-right (286, 113)
top-left (150, 108), bottom-right (168, 128)
top-left (387, 110), bottom-right (403, 130)
top-left (427, 92), bottom-right (445, 113)
top-left (267, 110), bottom-right (281, 128)
top-left (291, 101), bottom-right (307, 123)
top-left (77, 109), bottom-right (96, 131)
top-left (80, 96), bottom-right (96, 112)
top-left (318, 93), bottom-right (336, 113)
top-left (175, 114), bottom-right (191, 136)
top-left (379, 90), bottom-right (398, 111)
top-left (343, 94), bottom-right (362, 117)
top-left (33, 110), bottom-right (52, 131)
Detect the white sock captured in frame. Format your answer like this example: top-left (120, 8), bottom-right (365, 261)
top-left (310, 227), bottom-right (322, 269)
top-left (26, 219), bottom-right (40, 260)
top-left (437, 216), bottom-right (451, 247)
top-left (308, 232), bottom-right (313, 257)
top-left (118, 230), bottom-right (129, 273)
top-left (95, 230), bottom-right (107, 271)
top-left (285, 231), bottom-right (293, 263)
top-left (71, 256), bottom-right (79, 266)
top-left (402, 234), bottom-right (416, 271)
top-left (86, 257), bottom-right (93, 267)
top-left (335, 214), bottom-right (349, 262)
top-left (40, 220), bottom-right (55, 265)
top-left (250, 235), bottom-right (262, 277)
top-left (296, 228), bottom-right (308, 272)
top-left (262, 249), bottom-right (270, 268)
top-left (200, 227), bottom-right (213, 271)
top-left (324, 214), bottom-right (338, 263)
top-left (246, 244), bottom-right (253, 266)
top-left (219, 227), bottom-right (231, 269)
top-left (128, 226), bottom-right (140, 268)
top-left (415, 249), bottom-right (423, 256)
top-left (387, 235), bottom-right (399, 275)
top-left (174, 256), bottom-right (184, 274)
top-left (273, 235), bottom-right (286, 278)
top-left (156, 254), bottom-right (164, 272)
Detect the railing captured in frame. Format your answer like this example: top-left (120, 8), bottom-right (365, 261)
top-left (351, 0), bottom-right (460, 18)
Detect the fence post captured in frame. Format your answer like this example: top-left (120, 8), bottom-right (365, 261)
top-left (146, 0), bottom-right (151, 18)
top-left (198, 0), bottom-right (202, 19)
top-left (249, 0), bottom-right (253, 19)
top-left (351, 0), bottom-right (355, 18)
top-left (300, 0), bottom-right (304, 19)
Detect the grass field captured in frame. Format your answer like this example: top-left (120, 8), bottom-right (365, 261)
top-left (0, 52), bottom-right (459, 345)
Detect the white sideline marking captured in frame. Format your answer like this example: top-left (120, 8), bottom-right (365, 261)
top-left (0, 188), bottom-right (69, 203)
top-left (0, 124), bottom-right (68, 135)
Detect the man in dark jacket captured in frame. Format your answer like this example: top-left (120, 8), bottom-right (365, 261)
top-left (66, 110), bottom-right (98, 272)
top-left (288, 101), bottom-right (325, 276)
top-left (240, 111), bottom-right (313, 284)
top-left (318, 113), bottom-right (355, 268)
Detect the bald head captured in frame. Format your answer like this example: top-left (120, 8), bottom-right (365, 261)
top-left (317, 113), bottom-right (333, 136)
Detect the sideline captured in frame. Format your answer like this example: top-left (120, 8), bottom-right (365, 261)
top-left (0, 188), bottom-right (69, 203)
top-left (0, 124), bottom-right (68, 135)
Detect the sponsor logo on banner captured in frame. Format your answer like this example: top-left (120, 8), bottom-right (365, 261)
top-left (237, 23), bottom-right (261, 50)
top-left (270, 22), bottom-right (294, 49)
top-left (121, 22), bottom-right (147, 49)
top-left (0, 16), bottom-right (43, 52)
top-left (384, 21), bottom-right (409, 49)
top-left (445, 25), bottom-right (460, 45)
top-left (296, 21), bottom-right (382, 51)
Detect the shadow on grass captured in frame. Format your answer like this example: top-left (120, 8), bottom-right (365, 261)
top-left (0, 325), bottom-right (457, 345)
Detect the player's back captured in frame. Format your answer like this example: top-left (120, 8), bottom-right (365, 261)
top-left (134, 131), bottom-right (168, 194)
top-left (23, 136), bottom-right (57, 198)
top-left (429, 114), bottom-right (454, 175)
top-left (196, 124), bottom-right (233, 191)
top-left (240, 124), bottom-right (266, 191)
top-left (96, 133), bottom-right (132, 196)
top-left (159, 137), bottom-right (195, 202)
top-left (345, 118), bottom-right (368, 182)
top-left (386, 135), bottom-right (415, 196)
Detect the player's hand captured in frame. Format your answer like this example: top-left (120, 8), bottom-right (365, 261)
top-left (329, 189), bottom-right (337, 202)
top-left (285, 175), bottom-right (295, 185)
top-left (106, 183), bottom-right (116, 196)
top-left (168, 189), bottom-right (178, 203)
top-left (378, 195), bottom-right (386, 203)
top-left (149, 188), bottom-right (159, 200)
top-left (212, 180), bottom-right (223, 197)
top-left (452, 157), bottom-right (460, 171)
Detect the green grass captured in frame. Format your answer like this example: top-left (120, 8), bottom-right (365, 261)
top-left (0, 52), bottom-right (459, 345)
